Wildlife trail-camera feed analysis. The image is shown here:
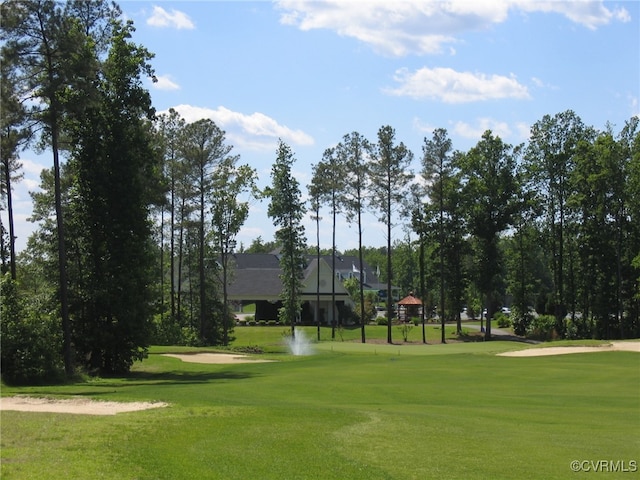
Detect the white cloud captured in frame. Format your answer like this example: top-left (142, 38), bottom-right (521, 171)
top-left (385, 67), bottom-right (530, 103)
top-left (530, 76), bottom-right (558, 90)
top-left (20, 158), bottom-right (48, 177)
top-left (629, 94), bottom-right (639, 118)
top-left (613, 7), bottom-right (632, 23)
top-left (514, 121), bottom-right (531, 141)
top-left (452, 117), bottom-right (530, 144)
top-left (277, 1), bottom-right (462, 56)
top-left (413, 116), bottom-right (530, 146)
top-left (166, 104), bottom-right (314, 150)
top-left (238, 225), bottom-right (266, 242)
top-left (10, 158), bottom-right (47, 199)
top-left (515, 0), bottom-right (630, 30)
top-left (152, 74), bottom-right (180, 91)
top-left (412, 117), bottom-right (437, 135)
top-left (276, 0), bottom-right (629, 56)
top-left (147, 6), bottom-right (195, 30)
top-left (453, 118), bottom-right (509, 140)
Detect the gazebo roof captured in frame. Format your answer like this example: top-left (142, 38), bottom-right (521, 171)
top-left (398, 294), bottom-right (422, 305)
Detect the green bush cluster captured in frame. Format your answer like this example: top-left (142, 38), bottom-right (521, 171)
top-left (528, 314), bottom-right (556, 341)
top-left (150, 316), bottom-right (210, 346)
top-left (511, 309), bottom-right (534, 336)
top-left (237, 317), bottom-right (283, 326)
top-left (0, 274), bottom-right (65, 385)
top-left (494, 312), bottom-right (512, 329)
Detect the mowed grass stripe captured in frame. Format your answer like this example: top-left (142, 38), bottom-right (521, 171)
top-left (2, 331), bottom-right (638, 479)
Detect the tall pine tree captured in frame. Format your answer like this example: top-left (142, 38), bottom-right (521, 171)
top-left (65, 18), bottom-right (160, 373)
top-left (267, 140), bottom-right (306, 336)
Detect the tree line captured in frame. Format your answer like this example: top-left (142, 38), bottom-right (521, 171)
top-left (1, 1), bottom-right (638, 384)
top-left (308, 117), bottom-right (639, 346)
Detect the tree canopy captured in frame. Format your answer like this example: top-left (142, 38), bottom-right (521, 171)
top-left (2, 0), bottom-right (639, 385)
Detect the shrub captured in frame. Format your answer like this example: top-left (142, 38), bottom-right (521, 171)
top-left (494, 312), bottom-right (511, 329)
top-left (350, 293), bottom-right (378, 324)
top-left (1, 274), bottom-right (64, 385)
top-left (511, 309), bottom-right (533, 336)
top-left (231, 345), bottom-right (264, 354)
top-left (377, 317), bottom-right (388, 326)
top-left (150, 312), bottom-right (183, 345)
top-left (180, 326), bottom-right (201, 346)
top-left (397, 323), bottom-right (413, 342)
top-left (528, 314), bottom-right (556, 341)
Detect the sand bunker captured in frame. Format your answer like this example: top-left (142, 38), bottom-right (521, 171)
top-left (162, 353), bottom-right (274, 364)
top-left (1, 354), bottom-right (270, 416)
top-left (498, 341), bottom-right (640, 357)
top-left (0, 396), bottom-right (168, 415)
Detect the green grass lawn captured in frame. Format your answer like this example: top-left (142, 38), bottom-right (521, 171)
top-left (2, 327), bottom-right (638, 480)
top-left (230, 323), bottom-right (469, 348)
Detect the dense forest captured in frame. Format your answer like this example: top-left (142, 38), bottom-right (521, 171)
top-left (1, 1), bottom-right (639, 383)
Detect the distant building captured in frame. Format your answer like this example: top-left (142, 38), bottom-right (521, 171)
top-left (225, 253), bottom-right (399, 323)
top-left (397, 293), bottom-right (423, 322)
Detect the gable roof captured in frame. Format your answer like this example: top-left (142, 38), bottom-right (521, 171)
top-left (226, 253), bottom-right (282, 299)
top-left (226, 253), bottom-right (372, 300)
top-left (233, 253), bottom-right (281, 269)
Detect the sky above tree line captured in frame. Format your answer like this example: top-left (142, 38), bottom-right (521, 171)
top-left (6, 0), bottom-right (639, 252)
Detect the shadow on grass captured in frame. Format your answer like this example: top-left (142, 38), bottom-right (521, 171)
top-left (11, 370), bottom-right (261, 397)
top-left (457, 329), bottom-right (540, 344)
top-left (456, 331), bottom-right (486, 343)
top-left (115, 369), bottom-right (261, 386)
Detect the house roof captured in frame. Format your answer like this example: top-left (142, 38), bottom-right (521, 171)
top-left (228, 268), bottom-right (283, 298)
top-left (398, 294), bottom-right (422, 305)
top-left (226, 253), bottom-right (282, 298)
top-left (315, 254), bottom-right (368, 273)
top-left (227, 253), bottom-right (402, 300)
top-left (233, 253), bottom-right (281, 269)
top-left (225, 253), bottom-right (392, 301)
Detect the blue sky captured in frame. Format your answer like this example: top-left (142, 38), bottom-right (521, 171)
top-left (7, 0), bottom-right (639, 253)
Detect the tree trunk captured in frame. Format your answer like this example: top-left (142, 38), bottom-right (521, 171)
top-left (331, 194), bottom-right (337, 339)
top-left (160, 205), bottom-right (165, 321)
top-left (315, 210), bottom-right (321, 341)
top-left (39, 9), bottom-right (73, 375)
top-left (358, 204), bottom-right (366, 343)
top-left (222, 239), bottom-right (229, 346)
top-left (2, 155), bottom-right (17, 280)
top-left (52, 117), bottom-right (73, 375)
top-left (419, 235), bottom-right (426, 344)
top-left (484, 294), bottom-right (493, 341)
top-left (177, 197), bottom-right (185, 326)
top-left (170, 176), bottom-right (176, 320)
top-left (199, 185), bottom-right (206, 341)
top-left (386, 192), bottom-right (393, 344)
top-left (440, 177), bottom-right (446, 344)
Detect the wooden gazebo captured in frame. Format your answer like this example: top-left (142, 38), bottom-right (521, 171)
top-left (397, 293), bottom-right (422, 322)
